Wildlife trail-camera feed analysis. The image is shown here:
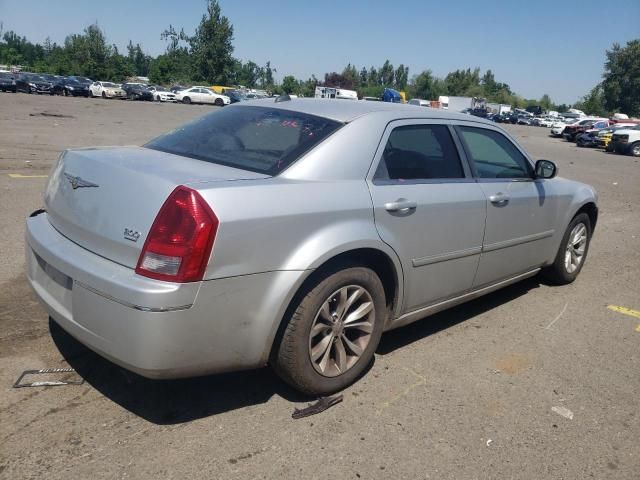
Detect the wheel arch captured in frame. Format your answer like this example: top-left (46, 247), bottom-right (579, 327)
top-left (574, 201), bottom-right (598, 231)
top-left (266, 245), bottom-right (404, 364)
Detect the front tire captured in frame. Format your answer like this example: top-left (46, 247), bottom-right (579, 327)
top-left (272, 266), bottom-right (386, 396)
top-left (182, 97), bottom-right (191, 104)
top-left (630, 141), bottom-right (640, 157)
top-left (214, 98), bottom-right (224, 107)
top-left (542, 213), bottom-right (592, 285)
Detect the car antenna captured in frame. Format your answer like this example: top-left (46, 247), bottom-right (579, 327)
top-left (275, 94), bottom-right (291, 103)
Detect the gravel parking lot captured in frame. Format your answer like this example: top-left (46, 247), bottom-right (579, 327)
top-left (1, 93), bottom-right (639, 479)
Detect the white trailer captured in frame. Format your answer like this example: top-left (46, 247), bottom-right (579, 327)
top-left (487, 103), bottom-right (512, 114)
top-left (315, 86), bottom-right (358, 100)
top-left (438, 95), bottom-right (473, 112)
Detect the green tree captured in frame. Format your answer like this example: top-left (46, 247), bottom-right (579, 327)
top-left (539, 94), bottom-right (552, 111)
top-left (380, 59), bottom-right (394, 86)
top-left (189, 0), bottom-right (235, 84)
top-left (574, 85), bottom-right (608, 117)
top-left (359, 66), bottom-right (368, 86)
top-left (445, 68), bottom-right (481, 96)
top-left (281, 75), bottom-right (297, 94)
top-left (601, 39), bottom-right (640, 116)
top-left (394, 64), bottom-right (409, 90)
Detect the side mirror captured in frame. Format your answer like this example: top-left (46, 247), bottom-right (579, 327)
top-left (535, 159), bottom-right (557, 179)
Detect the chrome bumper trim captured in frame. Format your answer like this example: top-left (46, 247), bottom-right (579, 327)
top-left (74, 280), bottom-right (192, 312)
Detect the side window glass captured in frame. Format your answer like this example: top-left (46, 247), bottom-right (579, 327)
top-left (458, 126), bottom-right (531, 179)
top-left (374, 124), bottom-right (464, 181)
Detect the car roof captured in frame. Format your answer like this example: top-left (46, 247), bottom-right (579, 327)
top-left (236, 97), bottom-right (494, 125)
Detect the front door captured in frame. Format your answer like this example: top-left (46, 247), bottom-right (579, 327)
top-left (368, 121), bottom-right (487, 313)
top-left (455, 124), bottom-right (557, 286)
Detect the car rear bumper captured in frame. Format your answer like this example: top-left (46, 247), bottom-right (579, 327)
top-left (26, 211), bottom-right (305, 379)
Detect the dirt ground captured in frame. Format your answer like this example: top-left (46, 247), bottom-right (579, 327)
top-left (1, 93), bottom-right (639, 479)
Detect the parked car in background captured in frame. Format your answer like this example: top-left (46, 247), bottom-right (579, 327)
top-left (610, 125), bottom-right (640, 156)
top-left (576, 129), bottom-right (604, 148)
top-left (408, 99), bottom-right (431, 107)
top-left (25, 99), bottom-right (598, 395)
top-left (597, 124), bottom-right (638, 151)
top-left (175, 87), bottom-right (230, 106)
top-left (0, 72), bottom-right (16, 92)
top-left (550, 118), bottom-right (579, 137)
top-left (538, 117), bottom-right (556, 128)
top-left (517, 115), bottom-right (532, 125)
top-left (16, 73), bottom-right (54, 94)
top-left (54, 78), bottom-right (90, 97)
top-left (491, 113), bottom-right (508, 123)
top-left (67, 76), bottom-right (93, 86)
top-left (90, 81), bottom-right (125, 98)
top-left (148, 86), bottom-right (176, 102)
top-left (563, 119), bottom-right (608, 142)
top-left (122, 83), bottom-right (154, 101)
top-left (226, 90), bottom-right (247, 104)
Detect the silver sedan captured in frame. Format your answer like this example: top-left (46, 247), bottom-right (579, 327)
top-left (25, 98), bottom-right (598, 395)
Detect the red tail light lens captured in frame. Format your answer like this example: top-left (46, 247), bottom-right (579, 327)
top-left (136, 186), bottom-right (218, 283)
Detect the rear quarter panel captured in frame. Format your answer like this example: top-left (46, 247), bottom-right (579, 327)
top-left (193, 178), bottom-right (401, 280)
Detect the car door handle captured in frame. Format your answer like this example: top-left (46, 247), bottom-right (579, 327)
top-left (384, 199), bottom-right (417, 212)
top-left (489, 192), bottom-right (510, 205)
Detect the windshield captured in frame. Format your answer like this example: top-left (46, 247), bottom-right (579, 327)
top-left (103, 82), bottom-right (118, 87)
top-left (154, 86), bottom-right (168, 92)
top-left (145, 106), bottom-right (342, 175)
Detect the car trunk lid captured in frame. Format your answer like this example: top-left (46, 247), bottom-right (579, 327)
top-left (44, 146), bottom-right (268, 269)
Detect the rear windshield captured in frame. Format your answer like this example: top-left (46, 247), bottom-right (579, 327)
top-left (145, 106), bottom-right (342, 175)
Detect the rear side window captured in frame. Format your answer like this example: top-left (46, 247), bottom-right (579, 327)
top-left (375, 124), bottom-right (464, 180)
top-left (457, 126), bottom-right (531, 179)
top-left (146, 106), bottom-right (342, 175)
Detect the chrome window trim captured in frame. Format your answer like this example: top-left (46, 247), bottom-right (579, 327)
top-left (453, 123), bottom-right (537, 179)
top-left (368, 119), bottom-right (473, 186)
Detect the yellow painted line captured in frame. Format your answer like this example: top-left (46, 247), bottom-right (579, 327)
top-left (8, 173), bottom-right (48, 179)
top-left (607, 305), bottom-right (640, 319)
top-left (377, 367), bottom-right (426, 415)
top-left (636, 324), bottom-right (640, 333)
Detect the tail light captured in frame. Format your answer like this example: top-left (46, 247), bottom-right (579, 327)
top-left (136, 186), bottom-right (218, 283)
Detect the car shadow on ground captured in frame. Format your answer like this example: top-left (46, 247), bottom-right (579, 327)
top-left (50, 277), bottom-right (541, 425)
top-left (50, 319), bottom-right (309, 425)
top-left (377, 277), bottom-right (541, 355)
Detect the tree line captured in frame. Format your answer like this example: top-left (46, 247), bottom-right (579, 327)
top-left (0, 0), bottom-right (637, 116)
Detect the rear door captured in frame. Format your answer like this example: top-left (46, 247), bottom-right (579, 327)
top-left (455, 123), bottom-right (558, 286)
top-left (368, 120), bottom-right (487, 313)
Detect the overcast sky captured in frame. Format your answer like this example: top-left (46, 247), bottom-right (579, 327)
top-left (1, 0), bottom-right (639, 103)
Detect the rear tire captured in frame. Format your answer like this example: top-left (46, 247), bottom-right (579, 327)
top-left (630, 142), bottom-right (640, 157)
top-left (542, 213), bottom-right (592, 285)
top-left (272, 266), bottom-right (386, 396)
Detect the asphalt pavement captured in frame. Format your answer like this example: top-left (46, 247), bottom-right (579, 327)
top-left (0, 93), bottom-right (638, 479)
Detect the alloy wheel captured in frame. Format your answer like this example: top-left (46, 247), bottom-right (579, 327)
top-left (308, 285), bottom-right (375, 377)
top-left (564, 223), bottom-right (587, 274)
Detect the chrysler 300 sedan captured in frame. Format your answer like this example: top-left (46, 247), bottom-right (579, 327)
top-left (26, 98), bottom-right (598, 395)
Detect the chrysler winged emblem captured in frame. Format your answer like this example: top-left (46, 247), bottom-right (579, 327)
top-left (63, 172), bottom-right (99, 190)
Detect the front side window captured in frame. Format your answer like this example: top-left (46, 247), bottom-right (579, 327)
top-left (457, 126), bottom-right (531, 179)
top-left (146, 106), bottom-right (342, 175)
top-left (375, 124), bottom-right (465, 181)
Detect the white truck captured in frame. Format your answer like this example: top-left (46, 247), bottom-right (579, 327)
top-left (611, 124), bottom-right (640, 157)
top-left (315, 86), bottom-right (358, 100)
top-left (487, 102), bottom-right (512, 115)
top-left (438, 96), bottom-right (489, 115)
